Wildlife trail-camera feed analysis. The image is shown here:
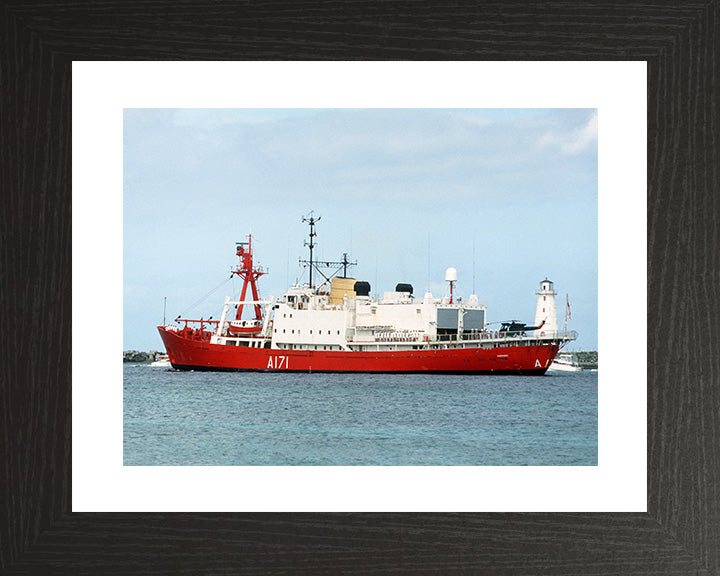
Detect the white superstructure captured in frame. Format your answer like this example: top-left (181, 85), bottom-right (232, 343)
top-left (266, 278), bottom-right (487, 351)
top-left (210, 275), bottom-right (492, 352)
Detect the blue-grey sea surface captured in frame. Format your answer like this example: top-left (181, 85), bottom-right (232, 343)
top-left (123, 365), bottom-right (597, 466)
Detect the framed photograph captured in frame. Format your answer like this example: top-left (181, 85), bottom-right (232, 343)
top-left (79, 62), bottom-right (637, 513)
top-left (120, 105), bottom-right (602, 470)
top-left (3, 2), bottom-right (717, 574)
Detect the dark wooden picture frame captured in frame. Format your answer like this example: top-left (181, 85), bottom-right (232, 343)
top-left (2, 2), bottom-right (718, 574)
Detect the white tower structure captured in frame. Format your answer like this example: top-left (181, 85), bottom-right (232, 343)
top-left (534, 278), bottom-right (558, 335)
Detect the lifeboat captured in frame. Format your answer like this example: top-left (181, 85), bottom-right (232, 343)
top-left (227, 319), bottom-right (263, 335)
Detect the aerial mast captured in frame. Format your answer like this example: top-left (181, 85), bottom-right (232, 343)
top-left (302, 212), bottom-right (320, 287)
top-left (298, 214), bottom-right (357, 288)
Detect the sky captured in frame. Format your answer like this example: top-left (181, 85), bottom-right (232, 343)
top-left (123, 108), bottom-right (597, 352)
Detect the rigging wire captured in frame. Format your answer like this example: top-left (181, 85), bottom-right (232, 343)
top-left (177, 276), bottom-right (232, 319)
top-left (297, 261), bottom-right (307, 285)
top-left (473, 238), bottom-right (476, 295)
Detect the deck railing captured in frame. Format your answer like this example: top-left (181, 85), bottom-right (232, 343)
top-left (449, 329), bottom-right (578, 342)
top-left (359, 330), bottom-right (578, 344)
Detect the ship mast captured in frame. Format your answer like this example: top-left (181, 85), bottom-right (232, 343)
top-left (301, 212), bottom-right (320, 287)
top-left (232, 234), bottom-right (266, 321)
top-left (299, 213), bottom-right (356, 288)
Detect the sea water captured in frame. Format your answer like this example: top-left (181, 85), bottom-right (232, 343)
top-left (123, 365), bottom-right (597, 466)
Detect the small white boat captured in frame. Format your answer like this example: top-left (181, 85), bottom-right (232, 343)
top-left (150, 354), bottom-right (171, 367)
top-left (548, 352), bottom-right (582, 372)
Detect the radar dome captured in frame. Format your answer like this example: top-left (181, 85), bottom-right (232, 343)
top-left (445, 267), bottom-right (458, 282)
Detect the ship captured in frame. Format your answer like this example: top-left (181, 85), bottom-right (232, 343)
top-left (548, 352), bottom-right (583, 372)
top-left (150, 353), bottom-right (171, 367)
top-left (158, 215), bottom-right (577, 375)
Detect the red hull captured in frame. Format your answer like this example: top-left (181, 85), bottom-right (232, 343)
top-left (158, 327), bottom-right (559, 375)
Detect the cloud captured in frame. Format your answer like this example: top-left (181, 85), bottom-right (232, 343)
top-left (538, 110), bottom-right (598, 155)
top-left (561, 110), bottom-right (598, 154)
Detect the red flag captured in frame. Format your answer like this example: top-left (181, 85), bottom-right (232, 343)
top-left (566, 294), bottom-right (572, 319)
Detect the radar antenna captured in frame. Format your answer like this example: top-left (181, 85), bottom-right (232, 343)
top-left (301, 211), bottom-right (321, 287)
top-left (299, 213), bottom-right (357, 288)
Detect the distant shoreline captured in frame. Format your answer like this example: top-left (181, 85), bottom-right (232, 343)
top-left (123, 350), bottom-right (163, 364)
top-left (574, 350), bottom-right (598, 370)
